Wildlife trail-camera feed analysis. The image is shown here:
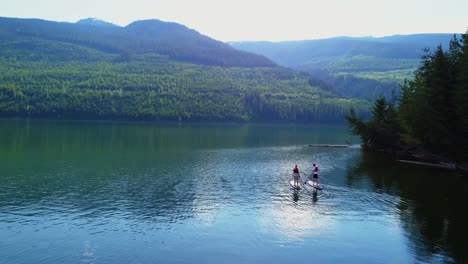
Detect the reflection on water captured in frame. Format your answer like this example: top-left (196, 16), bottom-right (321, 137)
top-left (0, 120), bottom-right (466, 263)
top-left (292, 190), bottom-right (299, 202)
top-left (347, 153), bottom-right (467, 263)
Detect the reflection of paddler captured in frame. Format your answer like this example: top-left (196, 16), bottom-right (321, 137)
top-left (312, 191), bottom-right (318, 203)
top-left (293, 191), bottom-right (299, 202)
top-left (293, 165), bottom-right (300, 187)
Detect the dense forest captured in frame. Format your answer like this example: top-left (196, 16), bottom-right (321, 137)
top-left (347, 32), bottom-right (468, 163)
top-left (0, 17), bottom-right (370, 122)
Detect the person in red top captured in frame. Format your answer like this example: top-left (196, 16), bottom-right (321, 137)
top-left (293, 165), bottom-right (300, 187)
top-left (312, 164), bottom-right (319, 184)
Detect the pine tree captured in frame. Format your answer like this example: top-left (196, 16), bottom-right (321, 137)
top-left (347, 97), bottom-right (400, 149)
top-left (399, 48), bottom-right (434, 145)
top-left (424, 46), bottom-right (453, 153)
top-left (455, 32), bottom-right (468, 161)
top-left (399, 42), bottom-right (461, 156)
top-left (346, 108), bottom-right (369, 145)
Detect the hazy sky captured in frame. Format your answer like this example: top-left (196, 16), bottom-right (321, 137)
top-left (2, 0), bottom-right (467, 41)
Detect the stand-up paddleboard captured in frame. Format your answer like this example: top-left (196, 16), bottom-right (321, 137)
top-left (307, 180), bottom-right (324, 190)
top-left (289, 180), bottom-right (302, 190)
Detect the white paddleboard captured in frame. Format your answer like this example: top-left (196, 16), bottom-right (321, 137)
top-left (289, 180), bottom-right (302, 190)
top-left (307, 180), bottom-right (324, 190)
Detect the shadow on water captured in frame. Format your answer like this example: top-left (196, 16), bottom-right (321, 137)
top-left (346, 152), bottom-right (468, 263)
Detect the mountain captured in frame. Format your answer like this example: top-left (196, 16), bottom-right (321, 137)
top-left (0, 17), bottom-right (370, 122)
top-left (229, 34), bottom-right (459, 100)
top-left (122, 19), bottom-right (278, 67)
top-left (0, 17), bottom-right (276, 67)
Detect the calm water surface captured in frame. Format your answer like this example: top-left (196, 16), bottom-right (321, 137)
top-left (0, 120), bottom-right (466, 263)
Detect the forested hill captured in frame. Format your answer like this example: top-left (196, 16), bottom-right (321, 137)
top-left (230, 34), bottom-right (458, 100)
top-left (0, 17), bottom-right (275, 67)
top-left (0, 17), bottom-right (370, 122)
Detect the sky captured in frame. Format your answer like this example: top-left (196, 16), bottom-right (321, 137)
top-left (2, 0), bottom-right (468, 42)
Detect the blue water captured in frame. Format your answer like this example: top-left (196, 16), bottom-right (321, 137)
top-left (0, 120), bottom-right (465, 263)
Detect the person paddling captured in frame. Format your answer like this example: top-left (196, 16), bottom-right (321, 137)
top-left (293, 165), bottom-right (300, 187)
top-left (312, 163), bottom-right (319, 184)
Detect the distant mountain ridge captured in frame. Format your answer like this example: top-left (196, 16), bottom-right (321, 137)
top-left (0, 16), bottom-right (276, 67)
top-left (230, 34), bottom-right (459, 100)
top-left (229, 34), bottom-right (458, 69)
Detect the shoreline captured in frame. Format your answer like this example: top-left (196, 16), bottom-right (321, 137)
top-left (362, 144), bottom-right (467, 176)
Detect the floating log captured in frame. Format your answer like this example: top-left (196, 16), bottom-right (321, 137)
top-left (397, 160), bottom-right (456, 170)
top-left (308, 144), bottom-right (350, 148)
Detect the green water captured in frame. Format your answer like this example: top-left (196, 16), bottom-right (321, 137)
top-left (0, 119), bottom-right (466, 263)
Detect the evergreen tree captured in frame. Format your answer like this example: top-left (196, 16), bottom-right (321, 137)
top-left (399, 39), bottom-right (463, 157)
top-left (399, 49), bottom-right (432, 144)
top-left (346, 108), bottom-right (369, 145)
top-left (455, 32), bottom-right (468, 161)
top-left (347, 97), bottom-right (400, 149)
top-left (424, 46), bottom-right (453, 152)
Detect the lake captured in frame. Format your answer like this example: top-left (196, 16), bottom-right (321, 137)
top-left (0, 119), bottom-right (466, 263)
